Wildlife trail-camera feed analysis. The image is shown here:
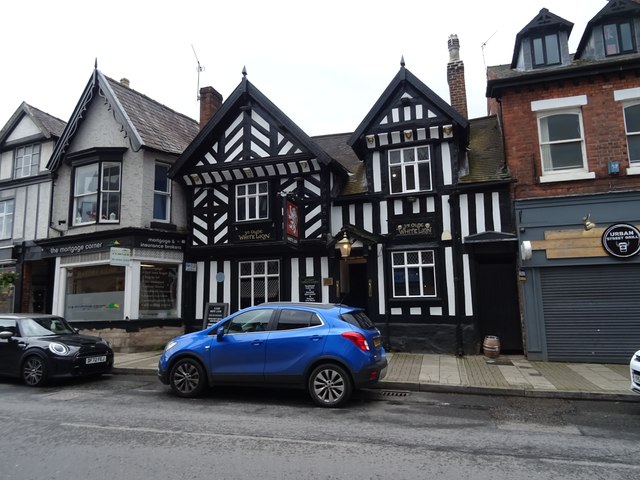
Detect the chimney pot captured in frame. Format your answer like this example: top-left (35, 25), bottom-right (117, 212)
top-left (446, 34), bottom-right (468, 119)
top-left (120, 78), bottom-right (130, 87)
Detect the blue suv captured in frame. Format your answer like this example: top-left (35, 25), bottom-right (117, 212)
top-left (158, 303), bottom-right (387, 407)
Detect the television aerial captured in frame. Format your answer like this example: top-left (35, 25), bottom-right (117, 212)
top-left (191, 44), bottom-right (205, 101)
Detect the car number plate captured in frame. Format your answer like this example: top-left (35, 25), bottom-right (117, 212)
top-left (634, 373), bottom-right (640, 384)
top-left (86, 355), bottom-right (107, 365)
top-left (374, 337), bottom-right (381, 348)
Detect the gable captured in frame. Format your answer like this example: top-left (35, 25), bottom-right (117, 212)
top-left (348, 66), bottom-right (468, 157)
top-left (6, 115), bottom-right (40, 143)
top-left (172, 77), bottom-right (347, 187)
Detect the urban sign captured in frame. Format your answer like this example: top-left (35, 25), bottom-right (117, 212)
top-left (601, 223), bottom-right (640, 258)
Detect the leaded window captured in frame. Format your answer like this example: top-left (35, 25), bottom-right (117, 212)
top-left (239, 260), bottom-right (279, 308)
top-left (391, 250), bottom-right (436, 298)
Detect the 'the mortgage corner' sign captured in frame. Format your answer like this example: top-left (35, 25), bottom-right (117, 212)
top-left (602, 223), bottom-right (640, 258)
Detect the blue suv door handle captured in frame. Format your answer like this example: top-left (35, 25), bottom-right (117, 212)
top-left (310, 335), bottom-right (322, 342)
top-left (252, 340), bottom-right (264, 346)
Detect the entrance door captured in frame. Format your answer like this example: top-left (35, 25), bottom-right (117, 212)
top-left (343, 262), bottom-right (368, 310)
top-left (475, 254), bottom-right (522, 353)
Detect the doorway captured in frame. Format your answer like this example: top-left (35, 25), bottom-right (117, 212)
top-left (339, 259), bottom-right (368, 310)
top-left (474, 254), bottom-right (522, 353)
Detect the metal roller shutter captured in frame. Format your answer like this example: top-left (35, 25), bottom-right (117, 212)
top-left (540, 264), bottom-right (640, 363)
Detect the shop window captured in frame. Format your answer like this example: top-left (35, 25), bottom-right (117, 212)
top-left (0, 199), bottom-right (14, 240)
top-left (14, 143), bottom-right (40, 178)
top-left (624, 103), bottom-right (640, 164)
top-left (537, 110), bottom-right (587, 175)
top-left (239, 260), bottom-right (279, 309)
top-left (388, 146), bottom-right (432, 194)
top-left (603, 21), bottom-right (635, 56)
top-left (236, 182), bottom-right (269, 221)
top-left (391, 250), bottom-right (436, 298)
top-left (139, 264), bottom-right (178, 318)
top-left (64, 265), bottom-right (125, 321)
top-left (73, 162), bottom-right (121, 225)
top-left (532, 33), bottom-right (560, 67)
top-left (153, 163), bottom-right (171, 222)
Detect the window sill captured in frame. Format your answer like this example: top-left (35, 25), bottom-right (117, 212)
top-left (626, 166), bottom-right (640, 176)
top-left (538, 171), bottom-right (595, 183)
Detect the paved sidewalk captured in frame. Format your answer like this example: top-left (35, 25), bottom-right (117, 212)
top-left (113, 350), bottom-right (637, 402)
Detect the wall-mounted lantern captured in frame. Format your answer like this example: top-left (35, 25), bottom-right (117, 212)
top-left (338, 233), bottom-right (352, 258)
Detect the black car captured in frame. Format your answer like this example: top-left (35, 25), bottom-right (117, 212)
top-left (0, 314), bottom-right (114, 386)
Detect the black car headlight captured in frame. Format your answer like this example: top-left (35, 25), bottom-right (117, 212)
top-left (48, 342), bottom-right (71, 356)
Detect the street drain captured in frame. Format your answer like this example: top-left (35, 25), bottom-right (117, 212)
top-left (381, 390), bottom-right (411, 397)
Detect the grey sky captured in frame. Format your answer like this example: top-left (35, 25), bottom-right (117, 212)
top-left (2, 0), bottom-right (607, 136)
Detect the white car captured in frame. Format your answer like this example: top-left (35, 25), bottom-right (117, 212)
top-left (630, 350), bottom-right (640, 394)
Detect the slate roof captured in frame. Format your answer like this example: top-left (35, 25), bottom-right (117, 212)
top-left (104, 76), bottom-right (199, 155)
top-left (487, 52), bottom-right (640, 96)
top-left (49, 69), bottom-right (199, 171)
top-left (0, 102), bottom-right (66, 146)
top-left (459, 115), bottom-right (510, 184)
top-left (312, 133), bottom-right (367, 196)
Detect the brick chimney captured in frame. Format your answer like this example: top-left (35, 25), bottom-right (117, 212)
top-left (199, 86), bottom-right (223, 130)
top-left (447, 34), bottom-right (468, 119)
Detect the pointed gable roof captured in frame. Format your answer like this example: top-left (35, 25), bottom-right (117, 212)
top-left (47, 68), bottom-right (199, 171)
top-left (347, 64), bottom-right (469, 157)
top-left (575, 0), bottom-right (640, 59)
top-left (0, 102), bottom-right (66, 146)
top-left (510, 8), bottom-right (574, 68)
top-left (169, 74), bottom-right (348, 180)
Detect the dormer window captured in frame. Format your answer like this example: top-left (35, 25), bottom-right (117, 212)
top-left (603, 21), bottom-right (635, 56)
top-left (532, 33), bottom-right (561, 67)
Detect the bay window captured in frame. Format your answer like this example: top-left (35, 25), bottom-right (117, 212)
top-left (73, 162), bottom-right (121, 225)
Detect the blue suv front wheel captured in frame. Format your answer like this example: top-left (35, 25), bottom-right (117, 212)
top-left (170, 358), bottom-right (206, 398)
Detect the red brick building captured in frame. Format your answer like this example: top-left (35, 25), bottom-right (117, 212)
top-left (487, 0), bottom-right (640, 363)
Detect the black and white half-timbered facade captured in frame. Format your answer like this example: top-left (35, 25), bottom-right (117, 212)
top-left (172, 59), bottom-right (520, 354)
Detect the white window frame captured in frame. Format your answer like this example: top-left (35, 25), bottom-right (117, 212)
top-left (236, 181), bottom-right (269, 222)
top-left (615, 87), bottom-right (640, 175)
top-left (14, 143), bottom-right (40, 178)
top-left (153, 162), bottom-right (171, 222)
top-left (531, 96), bottom-right (594, 183)
top-left (388, 145), bottom-right (432, 194)
top-left (0, 199), bottom-right (14, 240)
top-left (73, 162), bottom-right (121, 226)
top-left (239, 259), bottom-right (280, 308)
top-left (391, 250), bottom-right (436, 298)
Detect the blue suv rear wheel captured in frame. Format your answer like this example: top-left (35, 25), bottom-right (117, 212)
top-left (308, 364), bottom-right (352, 408)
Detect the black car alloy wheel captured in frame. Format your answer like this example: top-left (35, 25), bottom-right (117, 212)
top-left (170, 358), bottom-right (206, 398)
top-left (22, 355), bottom-right (47, 387)
top-left (308, 364), bottom-right (353, 408)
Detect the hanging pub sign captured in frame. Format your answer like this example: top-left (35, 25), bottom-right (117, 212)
top-left (601, 223), bottom-right (640, 258)
top-left (285, 199), bottom-right (300, 245)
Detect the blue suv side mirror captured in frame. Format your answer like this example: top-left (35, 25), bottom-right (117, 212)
top-left (216, 328), bottom-right (225, 341)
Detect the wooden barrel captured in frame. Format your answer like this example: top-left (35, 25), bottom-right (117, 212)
top-left (483, 336), bottom-right (501, 358)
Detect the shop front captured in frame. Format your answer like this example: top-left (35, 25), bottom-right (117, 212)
top-left (38, 229), bottom-right (186, 351)
top-left (517, 191), bottom-right (640, 363)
